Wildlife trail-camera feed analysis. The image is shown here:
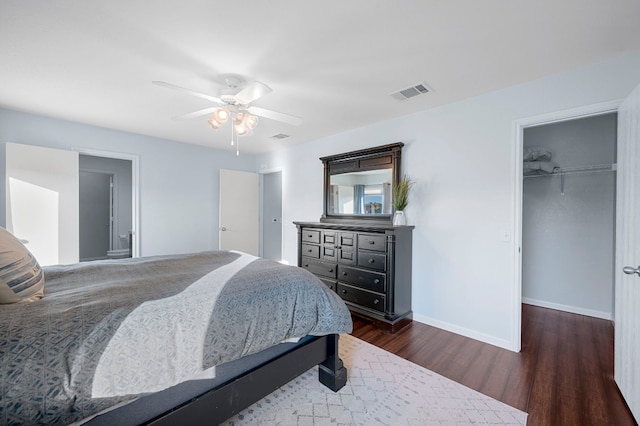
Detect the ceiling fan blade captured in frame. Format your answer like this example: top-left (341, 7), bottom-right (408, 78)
top-left (152, 81), bottom-right (223, 104)
top-left (234, 81), bottom-right (273, 104)
top-left (247, 106), bottom-right (302, 126)
top-left (172, 107), bottom-right (219, 121)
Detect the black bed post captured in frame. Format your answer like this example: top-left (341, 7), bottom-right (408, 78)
top-left (318, 334), bottom-right (347, 391)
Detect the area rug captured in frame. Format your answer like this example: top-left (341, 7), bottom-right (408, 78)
top-left (222, 334), bottom-right (528, 425)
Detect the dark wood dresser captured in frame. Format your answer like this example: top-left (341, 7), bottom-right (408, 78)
top-left (294, 221), bottom-right (413, 332)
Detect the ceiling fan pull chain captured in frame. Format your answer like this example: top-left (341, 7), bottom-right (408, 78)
top-left (230, 121), bottom-right (234, 146)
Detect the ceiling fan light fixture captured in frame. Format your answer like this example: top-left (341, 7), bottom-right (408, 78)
top-left (234, 122), bottom-right (249, 136)
top-left (245, 114), bottom-right (258, 129)
top-left (207, 117), bottom-right (222, 130)
top-left (154, 76), bottom-right (301, 155)
top-left (213, 107), bottom-right (230, 123)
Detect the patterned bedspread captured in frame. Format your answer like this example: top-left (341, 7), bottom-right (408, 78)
top-left (0, 251), bottom-right (352, 425)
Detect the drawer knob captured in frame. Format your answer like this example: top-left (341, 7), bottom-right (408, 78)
top-left (374, 279), bottom-right (380, 284)
top-left (368, 258), bottom-right (375, 264)
top-left (329, 268), bottom-right (334, 272)
top-left (308, 249), bottom-right (313, 252)
top-left (342, 272), bottom-right (348, 276)
top-left (304, 264), bottom-right (309, 267)
top-left (374, 299), bottom-right (379, 304)
top-left (341, 289), bottom-right (347, 294)
top-left (368, 240), bottom-right (375, 245)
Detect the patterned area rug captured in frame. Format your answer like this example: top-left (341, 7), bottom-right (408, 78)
top-left (222, 334), bottom-right (528, 425)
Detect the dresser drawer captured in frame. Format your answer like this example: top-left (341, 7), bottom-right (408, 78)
top-left (322, 231), bottom-right (336, 245)
top-left (301, 243), bottom-right (320, 259)
top-left (339, 233), bottom-right (355, 248)
top-left (301, 230), bottom-right (320, 244)
top-left (357, 251), bottom-right (386, 272)
top-left (338, 265), bottom-right (385, 293)
top-left (322, 245), bottom-right (337, 260)
top-left (319, 278), bottom-right (337, 292)
top-left (338, 249), bottom-right (356, 266)
top-left (358, 233), bottom-right (386, 252)
top-left (301, 259), bottom-right (337, 279)
top-left (337, 283), bottom-right (385, 313)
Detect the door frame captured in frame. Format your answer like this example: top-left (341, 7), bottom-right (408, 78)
top-left (74, 148), bottom-right (140, 258)
top-left (511, 99), bottom-right (622, 352)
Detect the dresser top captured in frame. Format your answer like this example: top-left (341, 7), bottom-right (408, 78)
top-left (294, 221), bottom-right (414, 232)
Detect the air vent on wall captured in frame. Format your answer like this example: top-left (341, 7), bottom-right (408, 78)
top-left (390, 82), bottom-right (433, 101)
top-left (271, 133), bottom-right (290, 140)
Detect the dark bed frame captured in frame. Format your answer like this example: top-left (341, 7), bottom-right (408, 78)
top-left (145, 334), bottom-right (346, 425)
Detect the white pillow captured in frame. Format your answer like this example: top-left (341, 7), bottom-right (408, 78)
top-left (0, 227), bottom-right (45, 304)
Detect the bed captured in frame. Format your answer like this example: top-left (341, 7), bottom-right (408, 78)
top-left (0, 249), bottom-right (352, 425)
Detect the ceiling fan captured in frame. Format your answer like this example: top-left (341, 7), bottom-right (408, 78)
top-left (152, 75), bottom-right (302, 144)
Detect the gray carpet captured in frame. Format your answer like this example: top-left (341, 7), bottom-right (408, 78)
top-left (222, 334), bottom-right (528, 425)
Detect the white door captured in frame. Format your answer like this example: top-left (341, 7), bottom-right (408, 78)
top-left (219, 169), bottom-right (259, 255)
top-left (615, 82), bottom-right (640, 419)
top-left (5, 143), bottom-right (79, 266)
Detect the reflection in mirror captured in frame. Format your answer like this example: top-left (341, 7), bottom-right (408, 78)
top-left (328, 169), bottom-right (392, 215)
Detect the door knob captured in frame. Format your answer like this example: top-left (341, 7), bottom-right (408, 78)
top-left (623, 266), bottom-right (640, 277)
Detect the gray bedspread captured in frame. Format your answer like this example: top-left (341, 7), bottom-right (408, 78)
top-left (0, 251), bottom-right (352, 425)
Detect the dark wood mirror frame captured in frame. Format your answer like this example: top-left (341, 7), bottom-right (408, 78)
top-left (320, 142), bottom-right (404, 224)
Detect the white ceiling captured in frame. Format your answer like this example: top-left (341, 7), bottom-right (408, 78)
top-left (1, 1), bottom-right (640, 154)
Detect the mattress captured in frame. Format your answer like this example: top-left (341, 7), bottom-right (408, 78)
top-left (0, 251), bottom-right (352, 425)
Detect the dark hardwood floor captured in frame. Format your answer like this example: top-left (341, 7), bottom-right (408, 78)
top-left (350, 304), bottom-right (636, 425)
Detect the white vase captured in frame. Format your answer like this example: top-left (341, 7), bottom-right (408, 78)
top-left (393, 210), bottom-right (406, 226)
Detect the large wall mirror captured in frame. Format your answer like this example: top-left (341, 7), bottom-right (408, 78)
top-left (320, 142), bottom-right (403, 224)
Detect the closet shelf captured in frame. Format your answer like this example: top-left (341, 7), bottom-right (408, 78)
top-left (524, 163), bottom-right (617, 179)
top-left (524, 163), bottom-right (616, 196)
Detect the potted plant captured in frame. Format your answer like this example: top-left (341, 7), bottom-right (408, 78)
top-left (392, 175), bottom-right (413, 226)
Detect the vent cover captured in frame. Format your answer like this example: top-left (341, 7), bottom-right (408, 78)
top-left (390, 82), bottom-right (433, 101)
top-left (271, 133), bottom-right (290, 140)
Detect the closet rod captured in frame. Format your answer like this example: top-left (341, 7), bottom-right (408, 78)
top-left (524, 163), bottom-right (616, 179)
top-left (524, 163), bottom-right (616, 195)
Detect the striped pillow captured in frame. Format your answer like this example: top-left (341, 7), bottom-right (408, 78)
top-left (0, 227), bottom-right (45, 304)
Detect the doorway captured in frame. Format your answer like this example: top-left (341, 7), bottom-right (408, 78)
top-left (76, 148), bottom-right (140, 258)
top-left (79, 155), bottom-right (133, 261)
top-left (512, 100), bottom-right (621, 351)
top-left (260, 170), bottom-right (283, 262)
top-left (521, 113), bottom-right (617, 320)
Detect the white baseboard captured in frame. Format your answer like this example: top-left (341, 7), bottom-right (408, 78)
top-left (412, 313), bottom-right (514, 352)
top-left (79, 256), bottom-right (108, 262)
top-left (522, 297), bottom-right (612, 320)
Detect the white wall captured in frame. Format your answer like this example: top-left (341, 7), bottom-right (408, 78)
top-left (258, 50), bottom-right (640, 350)
top-left (522, 114), bottom-right (616, 319)
top-left (0, 108), bottom-right (257, 256)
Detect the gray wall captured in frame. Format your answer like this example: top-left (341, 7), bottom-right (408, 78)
top-left (0, 107), bottom-right (258, 256)
top-left (522, 113), bottom-right (617, 318)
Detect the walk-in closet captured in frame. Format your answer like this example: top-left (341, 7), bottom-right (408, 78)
top-left (522, 112), bottom-right (617, 319)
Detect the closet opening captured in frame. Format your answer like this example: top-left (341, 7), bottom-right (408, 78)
top-left (521, 112), bottom-right (617, 321)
